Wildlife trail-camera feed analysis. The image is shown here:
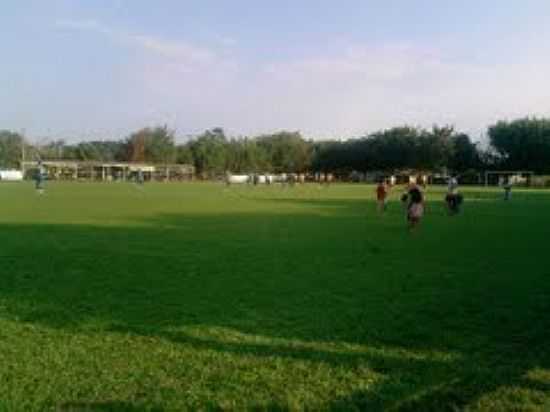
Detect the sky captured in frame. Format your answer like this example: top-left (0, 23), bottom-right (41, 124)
top-left (1, 0), bottom-right (550, 142)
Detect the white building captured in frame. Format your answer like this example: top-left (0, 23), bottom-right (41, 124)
top-left (0, 170), bottom-right (24, 181)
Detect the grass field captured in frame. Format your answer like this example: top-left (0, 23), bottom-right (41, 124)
top-left (0, 182), bottom-right (549, 411)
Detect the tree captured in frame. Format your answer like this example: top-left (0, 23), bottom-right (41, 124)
top-left (310, 126), bottom-right (477, 174)
top-left (126, 131), bottom-right (146, 162)
top-left (420, 125), bottom-right (454, 171)
top-left (62, 141), bottom-right (126, 162)
top-left (223, 138), bottom-right (269, 173)
top-left (488, 118), bottom-right (550, 173)
top-left (37, 140), bottom-right (69, 160)
top-left (257, 131), bottom-right (312, 173)
top-left (125, 126), bottom-right (176, 164)
top-left (190, 128), bottom-right (228, 177)
top-left (449, 134), bottom-right (480, 173)
top-left (0, 130), bottom-right (24, 169)
top-left (176, 143), bottom-right (194, 165)
top-left (365, 127), bottom-right (420, 171)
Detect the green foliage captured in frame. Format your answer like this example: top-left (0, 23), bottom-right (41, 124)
top-left (224, 138), bottom-right (270, 173)
top-left (488, 117), bottom-right (550, 173)
top-left (34, 139), bottom-right (66, 161)
top-left (0, 130), bottom-right (23, 168)
top-left (256, 131), bottom-right (312, 172)
top-left (313, 126), bottom-right (458, 173)
top-left (3, 116), bottom-right (550, 174)
top-left (65, 141), bottom-right (126, 162)
top-left (366, 126), bottom-right (421, 171)
top-left (449, 133), bottom-right (481, 173)
top-left (0, 183), bottom-right (549, 411)
top-left (420, 125), bottom-right (454, 170)
top-left (187, 129), bottom-right (315, 176)
top-left (125, 126), bottom-right (177, 164)
top-left (176, 144), bottom-right (194, 165)
top-left (190, 128), bottom-right (228, 176)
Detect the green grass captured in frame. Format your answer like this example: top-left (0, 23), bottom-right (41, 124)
top-left (0, 181), bottom-right (549, 411)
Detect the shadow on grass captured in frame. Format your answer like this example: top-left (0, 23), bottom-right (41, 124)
top-left (1, 200), bottom-right (550, 410)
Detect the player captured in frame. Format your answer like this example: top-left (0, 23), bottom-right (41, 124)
top-left (376, 180), bottom-right (388, 213)
top-left (35, 161), bottom-right (46, 195)
top-left (406, 183), bottom-right (424, 232)
top-left (137, 169), bottom-right (144, 185)
top-left (445, 191), bottom-right (463, 215)
top-left (448, 176), bottom-right (458, 194)
top-left (503, 181), bottom-right (512, 201)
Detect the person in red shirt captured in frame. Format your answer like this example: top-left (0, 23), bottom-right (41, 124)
top-left (376, 180), bottom-right (388, 213)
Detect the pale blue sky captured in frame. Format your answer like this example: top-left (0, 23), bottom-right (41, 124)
top-left (2, 0), bottom-right (550, 142)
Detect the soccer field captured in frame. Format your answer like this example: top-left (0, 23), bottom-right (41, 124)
top-left (0, 182), bottom-right (549, 411)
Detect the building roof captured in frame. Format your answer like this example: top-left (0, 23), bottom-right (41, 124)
top-left (21, 160), bottom-right (194, 171)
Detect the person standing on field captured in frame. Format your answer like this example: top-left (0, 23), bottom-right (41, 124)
top-left (35, 160), bottom-right (46, 195)
top-left (137, 169), bottom-right (144, 185)
top-left (503, 181), bottom-right (512, 201)
top-left (376, 180), bottom-right (388, 213)
top-left (448, 176), bottom-right (458, 194)
top-left (445, 190), bottom-right (463, 215)
top-left (406, 183), bottom-right (424, 232)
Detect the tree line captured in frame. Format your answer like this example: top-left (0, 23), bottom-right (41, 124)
top-left (1, 117), bottom-right (550, 176)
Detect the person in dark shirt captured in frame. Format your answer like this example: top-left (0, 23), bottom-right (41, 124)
top-left (503, 181), bottom-right (512, 200)
top-left (406, 184), bottom-right (424, 231)
top-left (35, 161), bottom-right (46, 195)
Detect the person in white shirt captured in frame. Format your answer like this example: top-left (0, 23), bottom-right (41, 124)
top-left (448, 176), bottom-right (458, 194)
